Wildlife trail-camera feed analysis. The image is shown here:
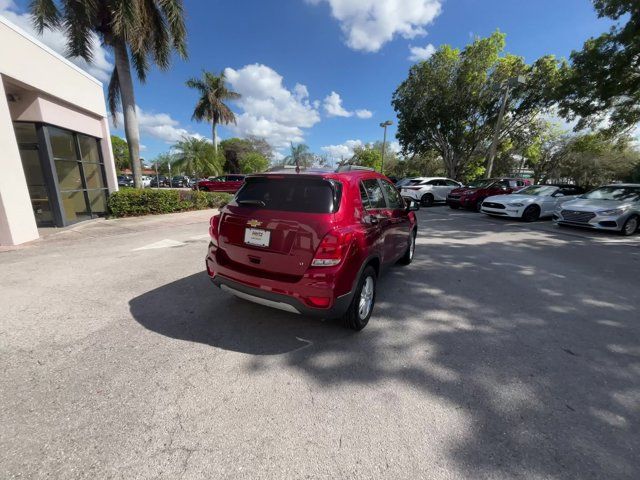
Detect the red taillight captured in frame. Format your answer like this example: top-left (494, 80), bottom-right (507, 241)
top-left (209, 214), bottom-right (221, 246)
top-left (305, 296), bottom-right (331, 308)
top-left (403, 186), bottom-right (422, 191)
top-left (311, 230), bottom-right (353, 267)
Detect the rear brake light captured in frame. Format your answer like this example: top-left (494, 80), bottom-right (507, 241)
top-left (404, 186), bottom-right (422, 190)
top-left (209, 214), bottom-right (221, 246)
top-left (311, 230), bottom-right (353, 267)
top-left (305, 296), bottom-right (331, 308)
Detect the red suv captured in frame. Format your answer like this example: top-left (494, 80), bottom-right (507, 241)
top-left (446, 177), bottom-right (531, 211)
top-left (196, 174), bottom-right (246, 193)
top-left (205, 169), bottom-right (419, 330)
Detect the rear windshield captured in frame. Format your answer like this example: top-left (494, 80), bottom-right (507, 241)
top-left (235, 177), bottom-right (342, 213)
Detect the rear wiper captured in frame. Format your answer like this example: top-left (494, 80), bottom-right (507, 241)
top-left (237, 199), bottom-right (266, 207)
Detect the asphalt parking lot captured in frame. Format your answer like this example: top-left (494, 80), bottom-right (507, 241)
top-left (1, 207), bottom-right (638, 479)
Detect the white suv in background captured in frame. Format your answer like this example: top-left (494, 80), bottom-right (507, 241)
top-left (400, 177), bottom-right (462, 207)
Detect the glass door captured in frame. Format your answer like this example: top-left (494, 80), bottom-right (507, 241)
top-left (14, 123), bottom-right (55, 227)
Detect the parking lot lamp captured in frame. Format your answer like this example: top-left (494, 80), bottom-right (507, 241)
top-left (486, 76), bottom-right (526, 178)
top-left (380, 120), bottom-right (393, 174)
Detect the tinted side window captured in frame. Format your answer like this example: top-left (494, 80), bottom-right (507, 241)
top-left (380, 180), bottom-right (404, 209)
top-left (362, 179), bottom-right (386, 209)
top-left (445, 180), bottom-right (459, 186)
top-left (359, 182), bottom-right (371, 209)
top-left (517, 180), bottom-right (525, 187)
top-left (427, 180), bottom-right (439, 185)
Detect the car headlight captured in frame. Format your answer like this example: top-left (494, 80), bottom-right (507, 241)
top-left (598, 208), bottom-right (624, 216)
top-left (509, 203), bottom-right (525, 207)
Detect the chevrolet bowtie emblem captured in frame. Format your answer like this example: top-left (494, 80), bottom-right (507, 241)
top-left (247, 219), bottom-right (262, 228)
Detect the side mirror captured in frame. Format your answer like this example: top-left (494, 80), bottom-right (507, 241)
top-left (553, 192), bottom-right (565, 198)
top-left (404, 197), bottom-right (420, 211)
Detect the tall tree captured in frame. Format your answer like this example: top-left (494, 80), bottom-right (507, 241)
top-left (559, 1), bottom-right (640, 133)
top-left (186, 71), bottom-right (240, 153)
top-left (284, 143), bottom-right (314, 169)
top-left (31, 0), bottom-right (187, 189)
top-left (171, 137), bottom-right (223, 179)
top-left (392, 32), bottom-right (563, 180)
top-left (110, 135), bottom-right (129, 172)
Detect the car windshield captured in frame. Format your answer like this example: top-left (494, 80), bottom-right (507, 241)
top-left (235, 177), bottom-right (342, 213)
top-left (518, 186), bottom-right (558, 196)
top-left (581, 186), bottom-right (640, 201)
top-left (468, 179), bottom-right (496, 188)
top-left (396, 178), bottom-right (412, 187)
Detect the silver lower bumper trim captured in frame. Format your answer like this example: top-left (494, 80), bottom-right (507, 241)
top-left (220, 284), bottom-right (300, 314)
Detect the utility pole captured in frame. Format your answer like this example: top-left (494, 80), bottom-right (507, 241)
top-left (486, 76), bottom-right (526, 178)
top-left (380, 120), bottom-right (393, 174)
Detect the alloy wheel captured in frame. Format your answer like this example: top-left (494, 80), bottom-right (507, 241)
top-left (624, 217), bottom-right (638, 236)
top-left (358, 276), bottom-right (375, 319)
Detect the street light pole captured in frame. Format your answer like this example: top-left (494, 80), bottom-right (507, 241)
top-left (379, 120), bottom-right (393, 174)
top-left (486, 76), bottom-right (526, 178)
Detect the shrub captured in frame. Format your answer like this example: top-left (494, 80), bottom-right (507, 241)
top-left (108, 189), bottom-right (232, 217)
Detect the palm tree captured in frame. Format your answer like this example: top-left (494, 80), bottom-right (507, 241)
top-left (186, 71), bottom-right (240, 153)
top-left (172, 136), bottom-right (223, 179)
top-left (284, 143), bottom-right (314, 169)
top-left (31, 0), bottom-right (187, 189)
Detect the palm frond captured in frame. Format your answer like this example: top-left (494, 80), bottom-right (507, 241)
top-left (30, 0), bottom-right (60, 32)
top-left (131, 49), bottom-right (149, 82)
top-left (108, 67), bottom-right (121, 123)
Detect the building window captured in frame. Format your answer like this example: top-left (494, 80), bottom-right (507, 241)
top-left (48, 126), bottom-right (108, 223)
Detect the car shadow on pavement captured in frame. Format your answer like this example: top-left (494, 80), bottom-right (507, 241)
top-left (129, 222), bottom-right (639, 479)
top-left (129, 271), bottom-right (354, 356)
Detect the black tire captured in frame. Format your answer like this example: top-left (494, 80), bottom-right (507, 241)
top-left (342, 266), bottom-right (377, 331)
top-left (398, 229), bottom-right (417, 265)
top-left (475, 199), bottom-right (485, 212)
top-left (522, 205), bottom-right (541, 223)
top-left (621, 215), bottom-right (639, 236)
top-left (449, 204), bottom-right (459, 210)
top-left (421, 193), bottom-right (434, 207)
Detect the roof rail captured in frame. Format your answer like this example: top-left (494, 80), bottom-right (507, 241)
top-left (335, 165), bottom-right (375, 173)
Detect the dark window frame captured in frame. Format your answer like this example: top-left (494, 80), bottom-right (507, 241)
top-left (13, 121), bottom-right (108, 227)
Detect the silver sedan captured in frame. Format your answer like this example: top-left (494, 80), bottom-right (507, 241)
top-left (553, 184), bottom-right (640, 236)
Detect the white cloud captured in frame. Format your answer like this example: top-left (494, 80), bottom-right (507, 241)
top-left (110, 106), bottom-right (205, 144)
top-left (224, 64), bottom-right (321, 150)
top-left (306, 0), bottom-right (442, 52)
top-left (323, 91), bottom-right (372, 119)
top-left (355, 109), bottom-right (373, 119)
top-left (0, 0), bottom-right (112, 82)
top-left (408, 43), bottom-right (436, 62)
top-left (324, 91), bottom-right (352, 117)
top-left (321, 139), bottom-right (364, 160)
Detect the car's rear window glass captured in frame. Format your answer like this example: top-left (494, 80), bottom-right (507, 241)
top-left (236, 177), bottom-right (341, 213)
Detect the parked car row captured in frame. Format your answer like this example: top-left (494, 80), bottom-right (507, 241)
top-left (477, 182), bottom-right (639, 236)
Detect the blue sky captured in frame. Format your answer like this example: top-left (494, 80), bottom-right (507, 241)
top-left (3, 0), bottom-right (614, 163)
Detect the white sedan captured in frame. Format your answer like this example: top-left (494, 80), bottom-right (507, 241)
top-left (400, 177), bottom-right (462, 207)
top-left (481, 184), bottom-right (585, 222)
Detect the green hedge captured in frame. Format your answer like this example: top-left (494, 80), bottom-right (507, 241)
top-left (108, 189), bottom-right (232, 217)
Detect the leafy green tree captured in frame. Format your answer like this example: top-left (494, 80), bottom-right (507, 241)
top-left (246, 136), bottom-right (274, 161)
top-left (239, 152), bottom-right (269, 173)
top-left (392, 32), bottom-right (563, 180)
top-left (220, 138), bottom-right (252, 173)
top-left (559, 1), bottom-right (640, 133)
top-left (111, 135), bottom-right (129, 172)
top-left (32, 0), bottom-right (187, 188)
top-left (171, 137), bottom-right (223, 178)
top-left (514, 120), bottom-right (571, 183)
top-left (350, 145), bottom-right (383, 171)
top-left (151, 153), bottom-right (174, 175)
top-left (284, 143), bottom-right (314, 168)
top-left (186, 71), bottom-right (240, 153)
top-left (559, 133), bottom-right (640, 187)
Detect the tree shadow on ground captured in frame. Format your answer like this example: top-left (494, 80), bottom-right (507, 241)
top-left (129, 219), bottom-right (639, 479)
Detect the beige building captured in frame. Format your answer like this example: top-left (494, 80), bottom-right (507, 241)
top-left (0, 16), bottom-right (117, 246)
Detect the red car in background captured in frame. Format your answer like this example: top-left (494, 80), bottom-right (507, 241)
top-left (196, 174), bottom-right (246, 193)
top-left (205, 168), bottom-right (419, 331)
top-left (446, 177), bottom-right (532, 212)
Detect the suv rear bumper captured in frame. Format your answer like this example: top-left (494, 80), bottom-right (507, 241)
top-left (210, 274), bottom-right (354, 318)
